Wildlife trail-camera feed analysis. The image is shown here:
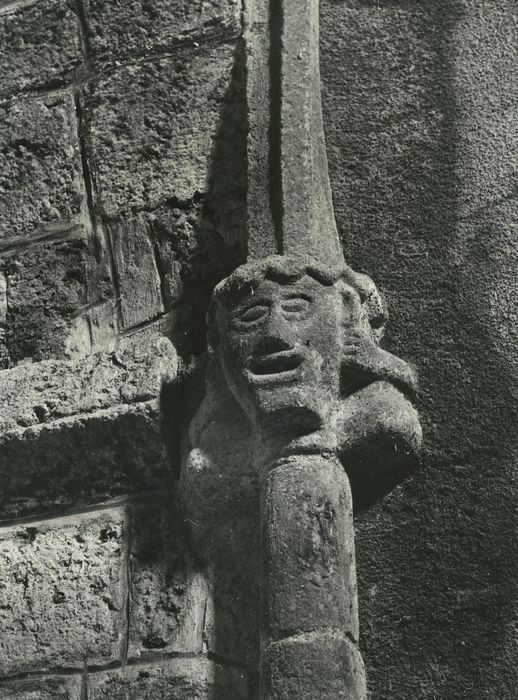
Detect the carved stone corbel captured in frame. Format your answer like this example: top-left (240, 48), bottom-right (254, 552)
top-left (179, 0), bottom-right (422, 697)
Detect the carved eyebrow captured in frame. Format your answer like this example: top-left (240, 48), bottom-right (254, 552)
top-left (230, 298), bottom-right (271, 320)
top-left (236, 297), bottom-right (271, 311)
top-left (282, 292), bottom-right (312, 301)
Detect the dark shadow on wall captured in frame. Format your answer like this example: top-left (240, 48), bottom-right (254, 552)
top-left (158, 41), bottom-right (259, 699)
top-left (159, 365), bottom-right (261, 699)
top-left (398, 4), bottom-right (518, 698)
top-left (151, 40), bottom-right (248, 361)
top-left (321, 0), bottom-right (518, 697)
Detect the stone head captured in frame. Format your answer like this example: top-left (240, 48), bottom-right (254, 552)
top-left (207, 256), bottom-right (385, 435)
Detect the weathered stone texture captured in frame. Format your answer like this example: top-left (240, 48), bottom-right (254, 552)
top-left (133, 198), bottom-right (245, 351)
top-left (0, 94), bottom-right (83, 241)
top-left (85, 0), bottom-right (241, 65)
top-left (264, 459), bottom-right (358, 642)
top-left (267, 633), bottom-right (366, 700)
top-left (83, 44), bottom-right (239, 217)
top-left (0, 271), bottom-right (8, 368)
top-left (0, 299), bottom-right (176, 520)
top-left (0, 328), bottom-right (177, 432)
top-left (108, 217), bottom-right (165, 329)
top-left (0, 0), bottom-right (83, 98)
top-left (321, 0), bottom-right (518, 462)
top-left (321, 0), bottom-right (518, 697)
top-left (128, 504), bottom-right (207, 657)
top-left (79, 40), bottom-right (246, 350)
top-left (0, 509), bottom-right (126, 676)
top-left (181, 393), bottom-right (262, 671)
top-left (0, 401), bottom-right (167, 519)
top-left (3, 240), bottom-right (88, 364)
top-left (87, 658), bottom-right (248, 699)
top-left (0, 675), bottom-right (82, 700)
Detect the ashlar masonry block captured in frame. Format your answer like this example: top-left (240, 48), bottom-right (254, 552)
top-left (0, 94), bottom-right (83, 241)
top-left (0, 0), bottom-right (84, 98)
top-left (3, 239), bottom-right (88, 364)
top-left (0, 674), bottom-right (83, 700)
top-left (0, 508), bottom-right (127, 677)
top-left (0, 401), bottom-right (168, 520)
top-left (0, 326), bottom-right (176, 519)
top-left (85, 0), bottom-right (241, 65)
top-left (83, 44), bottom-right (237, 217)
top-left (128, 503), bottom-right (207, 657)
top-left (87, 657), bottom-right (248, 699)
top-left (0, 327), bottom-right (177, 433)
top-left (107, 216), bottom-right (165, 329)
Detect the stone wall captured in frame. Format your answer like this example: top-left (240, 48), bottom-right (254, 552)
top-left (321, 0), bottom-right (518, 697)
top-left (1, 0), bottom-right (517, 697)
top-left (0, 0), bottom-right (247, 696)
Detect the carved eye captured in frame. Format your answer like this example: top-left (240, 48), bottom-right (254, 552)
top-left (281, 296), bottom-right (310, 316)
top-left (237, 303), bottom-right (269, 323)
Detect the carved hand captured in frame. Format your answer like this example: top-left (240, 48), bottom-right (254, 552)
top-left (342, 327), bottom-right (418, 399)
top-left (342, 327), bottom-right (380, 366)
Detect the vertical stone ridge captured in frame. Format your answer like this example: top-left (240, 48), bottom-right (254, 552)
top-left (73, 3), bottom-right (122, 332)
top-left (279, 0), bottom-right (342, 264)
top-left (81, 662), bottom-right (89, 700)
top-left (246, 0), bottom-right (343, 264)
top-left (268, 0), bottom-right (284, 254)
top-left (245, 0), bottom-right (278, 259)
top-left (74, 91), bottom-right (121, 328)
top-left (73, 0), bottom-right (92, 69)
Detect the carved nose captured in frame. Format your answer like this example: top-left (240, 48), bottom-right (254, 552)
top-left (257, 309), bottom-right (295, 353)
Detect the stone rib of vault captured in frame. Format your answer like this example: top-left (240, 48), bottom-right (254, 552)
top-left (245, 0), bottom-right (342, 263)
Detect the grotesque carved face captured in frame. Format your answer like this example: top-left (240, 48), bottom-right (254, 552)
top-left (216, 274), bottom-right (361, 432)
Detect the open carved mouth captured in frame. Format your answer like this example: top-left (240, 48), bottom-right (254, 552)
top-left (247, 350), bottom-right (304, 379)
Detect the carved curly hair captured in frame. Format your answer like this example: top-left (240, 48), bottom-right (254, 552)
top-left (207, 255), bottom-right (387, 350)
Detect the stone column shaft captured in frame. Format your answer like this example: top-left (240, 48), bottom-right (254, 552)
top-left (261, 455), bottom-right (367, 699)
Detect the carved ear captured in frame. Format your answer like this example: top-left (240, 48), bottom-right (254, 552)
top-left (364, 287), bottom-right (386, 343)
top-left (348, 270), bottom-right (387, 343)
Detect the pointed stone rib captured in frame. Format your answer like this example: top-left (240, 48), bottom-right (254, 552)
top-left (246, 0), bottom-right (344, 266)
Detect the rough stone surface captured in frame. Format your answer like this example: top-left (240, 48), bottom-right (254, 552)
top-left (181, 378), bottom-right (262, 672)
top-left (320, 0), bottom-right (518, 697)
top-left (127, 198), bottom-right (246, 353)
top-left (0, 0), bottom-right (83, 98)
top-left (87, 657), bottom-right (248, 699)
top-left (85, 0), bottom-right (241, 65)
top-left (83, 44), bottom-right (241, 217)
top-left (82, 40), bottom-right (247, 351)
top-left (0, 271), bottom-right (8, 369)
top-left (266, 632), bottom-right (366, 700)
top-left (264, 458), bottom-right (358, 642)
top-left (0, 400), bottom-right (167, 519)
top-left (128, 503), bottom-right (207, 657)
top-left (0, 94), bottom-right (83, 241)
top-left (0, 328), bottom-right (177, 432)
top-left (3, 239), bottom-right (88, 364)
top-left (0, 675), bottom-right (82, 700)
top-left (108, 216), bottom-right (165, 329)
top-left (0, 508), bottom-right (126, 676)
